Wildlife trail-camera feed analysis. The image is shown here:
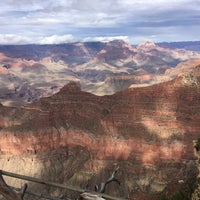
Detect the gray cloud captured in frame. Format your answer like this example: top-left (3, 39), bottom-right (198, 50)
top-left (0, 0), bottom-right (199, 44)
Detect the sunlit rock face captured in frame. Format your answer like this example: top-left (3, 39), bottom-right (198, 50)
top-left (0, 66), bottom-right (200, 199)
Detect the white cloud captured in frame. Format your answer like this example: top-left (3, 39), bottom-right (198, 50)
top-left (0, 34), bottom-right (135, 45)
top-left (38, 35), bottom-right (76, 44)
top-left (82, 36), bottom-right (131, 43)
top-left (0, 34), bottom-right (31, 45)
top-left (0, 34), bottom-right (77, 45)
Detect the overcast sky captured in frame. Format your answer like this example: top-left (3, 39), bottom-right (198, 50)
top-left (0, 0), bottom-right (200, 44)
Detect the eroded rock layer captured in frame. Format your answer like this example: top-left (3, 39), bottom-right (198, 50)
top-left (0, 65), bottom-right (200, 199)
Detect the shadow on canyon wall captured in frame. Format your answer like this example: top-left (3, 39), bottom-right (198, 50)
top-left (0, 66), bottom-right (200, 200)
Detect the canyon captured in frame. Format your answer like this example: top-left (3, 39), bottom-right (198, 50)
top-left (0, 62), bottom-right (199, 199)
top-left (0, 40), bottom-right (200, 107)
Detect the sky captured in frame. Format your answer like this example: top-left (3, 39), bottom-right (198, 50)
top-left (0, 0), bottom-right (200, 45)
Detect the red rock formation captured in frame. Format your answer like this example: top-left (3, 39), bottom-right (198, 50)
top-left (165, 58), bottom-right (200, 77)
top-left (0, 66), bottom-right (199, 199)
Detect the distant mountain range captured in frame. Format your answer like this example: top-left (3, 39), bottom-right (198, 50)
top-left (157, 41), bottom-right (200, 52)
top-left (0, 40), bottom-right (200, 106)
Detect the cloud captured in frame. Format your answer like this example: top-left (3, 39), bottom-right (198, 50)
top-left (0, 34), bottom-right (135, 45)
top-left (0, 34), bottom-right (77, 45)
top-left (38, 35), bottom-right (77, 44)
top-left (0, 34), bottom-right (31, 45)
top-left (0, 0), bottom-right (200, 44)
top-left (82, 36), bottom-right (131, 43)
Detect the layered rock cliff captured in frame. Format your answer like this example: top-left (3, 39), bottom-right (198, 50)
top-left (0, 65), bottom-right (200, 199)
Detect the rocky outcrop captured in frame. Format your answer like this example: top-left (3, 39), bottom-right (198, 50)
top-left (0, 65), bottom-right (199, 199)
